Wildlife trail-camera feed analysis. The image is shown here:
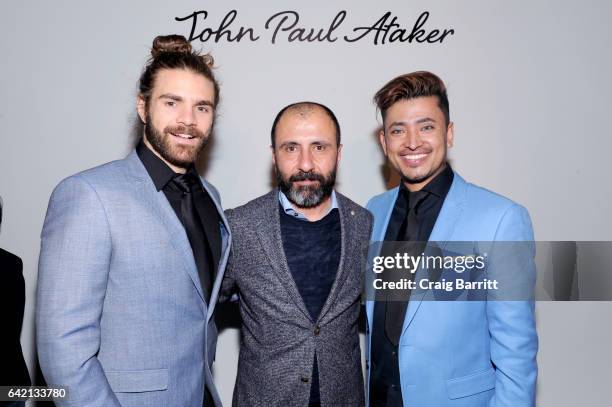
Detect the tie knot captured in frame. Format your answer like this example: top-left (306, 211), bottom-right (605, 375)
top-left (173, 173), bottom-right (199, 193)
top-left (407, 190), bottom-right (428, 212)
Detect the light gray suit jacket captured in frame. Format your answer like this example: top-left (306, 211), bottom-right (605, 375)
top-left (36, 150), bottom-right (231, 407)
top-left (221, 190), bottom-right (372, 406)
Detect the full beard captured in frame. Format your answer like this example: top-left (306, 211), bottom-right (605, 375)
top-left (144, 113), bottom-right (210, 169)
top-left (277, 167), bottom-right (336, 208)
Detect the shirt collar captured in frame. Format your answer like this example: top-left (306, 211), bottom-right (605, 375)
top-left (278, 190), bottom-right (339, 222)
top-left (136, 139), bottom-right (198, 191)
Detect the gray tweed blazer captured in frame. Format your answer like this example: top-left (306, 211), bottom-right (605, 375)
top-left (221, 189), bottom-right (372, 407)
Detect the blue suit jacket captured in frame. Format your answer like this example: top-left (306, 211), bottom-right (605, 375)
top-left (36, 151), bottom-right (231, 407)
top-left (365, 172), bottom-right (537, 406)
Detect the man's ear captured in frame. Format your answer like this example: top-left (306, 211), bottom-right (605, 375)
top-left (336, 144), bottom-right (343, 165)
top-left (137, 95), bottom-right (147, 124)
top-left (271, 145), bottom-right (276, 166)
top-left (446, 121), bottom-right (455, 148)
top-left (378, 129), bottom-right (388, 156)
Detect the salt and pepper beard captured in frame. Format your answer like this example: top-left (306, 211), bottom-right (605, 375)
top-left (276, 166), bottom-right (337, 208)
top-left (144, 111), bottom-right (210, 169)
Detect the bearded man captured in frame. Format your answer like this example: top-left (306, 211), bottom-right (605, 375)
top-left (36, 35), bottom-right (231, 407)
top-left (220, 102), bottom-right (372, 407)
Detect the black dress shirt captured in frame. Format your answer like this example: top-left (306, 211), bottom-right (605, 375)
top-left (370, 165), bottom-right (454, 407)
top-left (136, 141), bottom-right (221, 299)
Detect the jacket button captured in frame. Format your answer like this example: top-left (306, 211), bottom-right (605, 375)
top-left (314, 325), bottom-right (321, 335)
top-left (301, 377), bottom-right (310, 383)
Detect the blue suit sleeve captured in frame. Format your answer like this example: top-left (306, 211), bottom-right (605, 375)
top-left (487, 204), bottom-right (538, 407)
top-left (36, 175), bottom-right (120, 407)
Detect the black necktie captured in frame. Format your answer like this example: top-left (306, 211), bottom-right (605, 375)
top-left (173, 173), bottom-right (213, 303)
top-left (384, 189), bottom-right (428, 346)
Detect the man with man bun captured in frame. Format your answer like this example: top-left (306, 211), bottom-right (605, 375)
top-left (37, 35), bottom-right (230, 406)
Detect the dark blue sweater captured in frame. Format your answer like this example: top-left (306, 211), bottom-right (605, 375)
top-left (280, 206), bottom-right (341, 404)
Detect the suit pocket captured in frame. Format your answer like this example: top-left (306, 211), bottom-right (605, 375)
top-left (445, 367), bottom-right (495, 399)
top-left (106, 368), bottom-right (168, 393)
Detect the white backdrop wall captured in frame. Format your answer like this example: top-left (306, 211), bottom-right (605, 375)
top-left (1, 1), bottom-right (611, 405)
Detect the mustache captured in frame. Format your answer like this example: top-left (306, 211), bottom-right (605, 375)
top-left (165, 125), bottom-right (205, 139)
top-left (399, 147), bottom-right (432, 155)
top-left (288, 171), bottom-right (325, 183)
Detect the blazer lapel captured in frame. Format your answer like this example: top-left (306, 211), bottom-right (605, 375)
top-left (316, 195), bottom-right (350, 323)
top-left (376, 188), bottom-right (400, 242)
top-left (254, 191), bottom-right (312, 321)
top-left (124, 152), bottom-right (206, 305)
top-left (400, 173), bottom-right (468, 336)
top-left (200, 179), bottom-right (232, 322)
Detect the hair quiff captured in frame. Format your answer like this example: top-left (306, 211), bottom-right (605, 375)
top-left (139, 34), bottom-right (219, 108)
top-left (374, 71), bottom-right (450, 125)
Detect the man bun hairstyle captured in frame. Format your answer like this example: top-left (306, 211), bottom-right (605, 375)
top-left (139, 34), bottom-right (219, 108)
top-left (150, 35), bottom-right (193, 57)
top-left (374, 71), bottom-right (450, 125)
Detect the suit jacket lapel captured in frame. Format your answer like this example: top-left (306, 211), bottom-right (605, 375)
top-left (401, 173), bottom-right (467, 336)
top-left (200, 179), bottom-right (232, 322)
top-left (254, 191), bottom-right (312, 321)
top-left (316, 194), bottom-right (350, 323)
top-left (376, 188), bottom-right (400, 242)
top-left (124, 152), bottom-right (206, 305)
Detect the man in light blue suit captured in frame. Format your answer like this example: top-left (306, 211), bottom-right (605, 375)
top-left (36, 35), bottom-right (231, 407)
top-left (365, 71), bottom-right (537, 406)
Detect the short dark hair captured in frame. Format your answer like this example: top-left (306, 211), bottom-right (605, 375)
top-left (270, 102), bottom-right (341, 148)
top-left (139, 34), bottom-right (220, 108)
top-left (374, 71), bottom-right (450, 125)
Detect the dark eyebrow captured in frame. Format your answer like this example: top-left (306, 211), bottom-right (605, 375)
top-left (415, 117), bottom-right (437, 124)
top-left (158, 94), bottom-right (214, 107)
top-left (159, 93), bottom-right (182, 101)
top-left (195, 100), bottom-right (214, 107)
top-left (278, 140), bottom-right (332, 149)
top-left (311, 140), bottom-right (332, 146)
top-left (388, 118), bottom-right (437, 128)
